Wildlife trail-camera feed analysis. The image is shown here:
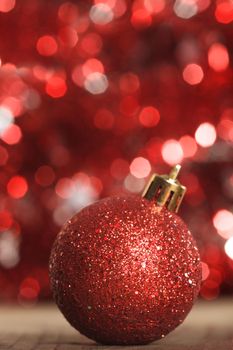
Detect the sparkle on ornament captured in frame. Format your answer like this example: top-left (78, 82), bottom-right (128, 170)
top-left (0, 0), bottom-right (15, 13)
top-left (208, 43), bottom-right (229, 72)
top-left (162, 140), bottom-right (183, 166)
top-left (36, 35), bottom-right (58, 56)
top-left (139, 106), bottom-right (160, 128)
top-left (130, 157), bottom-right (151, 179)
top-left (90, 3), bottom-right (114, 25)
top-left (225, 237), bottom-right (233, 260)
top-left (84, 72), bottom-right (108, 95)
top-left (182, 63), bottom-right (204, 85)
top-left (7, 176), bottom-right (28, 199)
top-left (174, 0), bottom-right (198, 19)
top-left (213, 209), bottom-right (233, 239)
top-left (195, 122), bottom-right (217, 147)
top-left (0, 107), bottom-right (14, 136)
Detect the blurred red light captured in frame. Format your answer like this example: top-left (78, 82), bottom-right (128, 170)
top-left (55, 178), bottom-right (74, 198)
top-left (119, 96), bottom-right (139, 116)
top-left (130, 157), bottom-right (151, 178)
top-left (119, 73), bottom-right (140, 94)
top-left (183, 63), bottom-right (204, 85)
top-left (58, 2), bottom-right (79, 23)
top-left (80, 33), bottom-right (103, 56)
top-left (0, 0), bottom-right (15, 13)
top-left (139, 106), bottom-right (160, 128)
top-left (0, 145), bottom-right (8, 166)
top-left (59, 26), bottom-right (79, 47)
top-left (94, 108), bottom-right (114, 129)
top-left (201, 262), bottom-right (210, 281)
top-left (1, 124), bottom-right (22, 145)
top-left (200, 280), bottom-right (219, 300)
top-left (144, 0), bottom-right (165, 14)
top-left (82, 58), bottom-right (104, 76)
top-left (35, 166), bottom-right (55, 187)
top-left (215, 1), bottom-right (233, 24)
top-left (2, 97), bottom-right (22, 117)
top-left (110, 158), bottom-right (129, 180)
top-left (131, 9), bottom-right (152, 29)
top-left (0, 210), bottom-right (12, 231)
top-left (45, 76), bottom-right (67, 98)
top-left (7, 176), bottom-right (28, 199)
top-left (36, 35), bottom-right (58, 56)
top-left (72, 65), bottom-right (84, 87)
top-left (208, 43), bottom-right (229, 72)
top-left (179, 135), bottom-right (197, 158)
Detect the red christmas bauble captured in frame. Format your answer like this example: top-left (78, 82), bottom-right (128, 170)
top-left (50, 193), bottom-right (201, 345)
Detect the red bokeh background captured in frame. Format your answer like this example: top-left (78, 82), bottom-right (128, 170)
top-left (0, 0), bottom-right (232, 304)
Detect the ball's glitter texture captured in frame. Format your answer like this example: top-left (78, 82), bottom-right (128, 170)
top-left (49, 194), bottom-right (201, 345)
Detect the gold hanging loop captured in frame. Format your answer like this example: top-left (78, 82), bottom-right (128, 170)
top-left (142, 165), bottom-right (186, 213)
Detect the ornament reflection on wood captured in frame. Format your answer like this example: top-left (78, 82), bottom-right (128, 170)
top-left (49, 165), bottom-right (201, 345)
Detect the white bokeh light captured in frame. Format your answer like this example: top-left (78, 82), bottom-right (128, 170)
top-left (23, 88), bottom-right (41, 110)
top-left (124, 174), bottom-right (146, 193)
top-left (195, 122), bottom-right (217, 147)
top-left (0, 231), bottom-right (20, 269)
top-left (84, 72), bottom-right (109, 95)
top-left (225, 237), bottom-right (233, 260)
top-left (161, 139), bottom-right (184, 165)
top-left (0, 106), bottom-right (14, 136)
top-left (213, 209), bottom-right (233, 239)
top-left (90, 3), bottom-right (114, 25)
top-left (174, 0), bottom-right (198, 19)
top-left (54, 178), bottom-right (99, 226)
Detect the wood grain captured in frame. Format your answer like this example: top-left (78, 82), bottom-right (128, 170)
top-left (0, 299), bottom-right (232, 350)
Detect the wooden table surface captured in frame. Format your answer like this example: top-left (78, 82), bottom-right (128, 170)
top-left (0, 299), bottom-right (233, 350)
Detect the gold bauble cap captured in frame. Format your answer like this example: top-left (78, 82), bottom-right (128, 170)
top-left (142, 165), bottom-right (186, 213)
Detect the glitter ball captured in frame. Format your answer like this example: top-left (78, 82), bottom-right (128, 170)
top-left (50, 194), bottom-right (201, 345)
